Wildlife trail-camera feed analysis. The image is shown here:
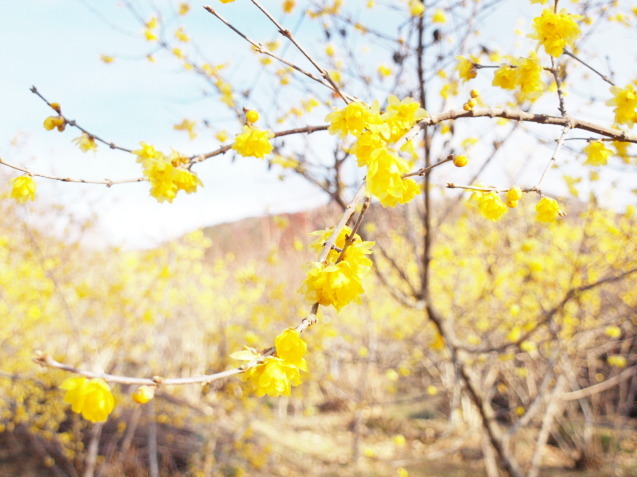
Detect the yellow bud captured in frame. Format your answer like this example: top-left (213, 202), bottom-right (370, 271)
top-left (132, 385), bottom-right (155, 404)
top-left (507, 187), bottom-right (523, 202)
top-left (506, 199), bottom-right (518, 208)
top-left (463, 102), bottom-right (473, 111)
top-left (470, 89), bottom-right (479, 98)
top-left (245, 109), bottom-right (259, 123)
top-left (453, 155), bottom-right (468, 167)
top-left (467, 98), bottom-right (477, 108)
top-left (50, 102), bottom-right (61, 113)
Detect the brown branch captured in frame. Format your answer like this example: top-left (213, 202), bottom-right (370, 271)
top-left (561, 366), bottom-right (637, 401)
top-left (421, 107), bottom-right (637, 143)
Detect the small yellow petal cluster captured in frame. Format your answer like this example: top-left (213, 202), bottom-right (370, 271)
top-left (244, 329), bottom-right (308, 397)
top-left (72, 133), bottom-right (97, 152)
top-left (232, 126), bottom-right (274, 158)
top-left (607, 355), bottom-right (627, 368)
top-left (60, 377), bottom-right (115, 423)
top-left (530, 8), bottom-right (582, 57)
top-left (431, 9), bottom-right (447, 24)
top-left (133, 143), bottom-right (203, 203)
top-left (506, 186), bottom-right (523, 208)
top-left (409, 0), bottom-right (425, 17)
top-left (282, 0), bottom-right (295, 14)
top-left (326, 96), bottom-right (426, 207)
top-left (9, 176), bottom-right (37, 204)
top-left (470, 190), bottom-right (508, 222)
top-left (455, 56), bottom-right (478, 82)
top-left (583, 140), bottom-right (612, 166)
top-left (173, 119), bottom-right (197, 139)
top-left (606, 83), bottom-right (637, 127)
top-left (302, 226), bottom-right (374, 310)
top-left (535, 196), bottom-right (564, 223)
top-left (492, 54), bottom-right (544, 102)
top-left (43, 116), bottom-right (65, 132)
top-left (144, 16), bottom-right (159, 41)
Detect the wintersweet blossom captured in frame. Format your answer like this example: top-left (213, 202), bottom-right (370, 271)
top-left (303, 260), bottom-right (366, 310)
top-left (456, 56), bottom-right (478, 82)
top-left (244, 357), bottom-right (302, 397)
top-left (472, 191), bottom-right (508, 222)
top-left (530, 8), bottom-right (582, 57)
top-left (132, 385), bottom-right (155, 404)
top-left (72, 133), bottom-right (97, 152)
top-left (232, 126), bottom-right (274, 158)
top-left (275, 329), bottom-right (307, 368)
top-left (325, 101), bottom-right (381, 138)
top-left (584, 140), bottom-right (612, 166)
top-left (366, 148), bottom-right (420, 207)
top-left (9, 176), bottom-right (37, 204)
top-left (606, 83), bottom-right (637, 127)
top-left (60, 377), bottom-right (115, 423)
top-left (535, 197), bottom-right (564, 223)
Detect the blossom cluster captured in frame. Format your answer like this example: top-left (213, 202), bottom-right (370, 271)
top-left (492, 53), bottom-right (545, 102)
top-left (325, 96), bottom-right (426, 207)
top-left (132, 142), bottom-right (203, 203)
top-left (302, 226), bottom-right (374, 310)
top-left (240, 329), bottom-right (309, 397)
top-left (530, 8), bottom-right (582, 57)
top-left (470, 188), bottom-right (563, 224)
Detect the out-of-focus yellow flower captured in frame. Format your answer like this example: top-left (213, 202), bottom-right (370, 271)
top-left (409, 0), bottom-right (425, 17)
top-left (584, 140), bottom-right (612, 166)
top-left (245, 109), bottom-right (260, 124)
top-left (535, 196), bottom-right (564, 223)
top-left (60, 377), bottom-right (115, 423)
top-left (100, 55), bottom-right (114, 64)
top-left (377, 65), bottom-right (392, 77)
top-left (178, 3), bottom-right (190, 15)
top-left (174, 119), bottom-right (197, 139)
top-left (606, 83), bottom-right (637, 127)
top-left (72, 133), bottom-right (97, 152)
top-left (174, 27), bottom-right (190, 42)
top-left (456, 56), bottom-right (478, 82)
top-left (431, 9), bottom-right (447, 23)
top-left (9, 176), bottom-right (36, 204)
top-left (282, 0), bottom-right (295, 13)
top-left (607, 355), bottom-right (627, 368)
top-left (43, 116), bottom-right (65, 131)
top-left (132, 385), bottom-right (155, 404)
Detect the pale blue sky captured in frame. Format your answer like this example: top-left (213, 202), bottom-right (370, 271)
top-left (1, 1), bottom-right (635, 248)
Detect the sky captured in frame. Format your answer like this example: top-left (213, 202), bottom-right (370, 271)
top-left (1, 1), bottom-right (635, 248)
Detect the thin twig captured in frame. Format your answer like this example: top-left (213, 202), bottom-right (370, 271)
top-left (563, 49), bottom-right (615, 86)
top-left (535, 124), bottom-right (571, 191)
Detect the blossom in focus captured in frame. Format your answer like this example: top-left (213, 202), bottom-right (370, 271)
top-left (530, 8), bottom-right (581, 57)
top-left (60, 377), bottom-right (115, 423)
top-left (72, 133), bottom-right (97, 152)
top-left (584, 140), bottom-right (612, 166)
top-left (233, 126), bottom-right (274, 158)
top-left (606, 83), bottom-right (637, 127)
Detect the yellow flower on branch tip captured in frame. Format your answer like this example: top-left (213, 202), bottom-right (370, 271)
top-left (409, 0), bottom-right (425, 17)
top-left (535, 196), bottom-right (564, 223)
top-left (245, 109), bottom-right (259, 123)
top-left (60, 377), bottom-right (115, 423)
top-left (606, 83), bottom-right (637, 127)
top-left (529, 8), bottom-right (582, 57)
top-left (232, 126), bottom-right (274, 158)
top-left (133, 142), bottom-right (162, 160)
top-left (507, 187), bottom-right (523, 202)
top-left (72, 133), bottom-right (97, 152)
top-left (10, 176), bottom-right (36, 204)
top-left (384, 95), bottom-right (427, 142)
top-left (584, 140), bottom-right (612, 166)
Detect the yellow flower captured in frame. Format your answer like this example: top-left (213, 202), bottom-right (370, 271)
top-left (492, 65), bottom-right (518, 90)
top-left (473, 191), bottom-right (508, 221)
top-left (606, 83), bottom-right (637, 127)
top-left (409, 0), bottom-right (425, 17)
top-left (325, 101), bottom-right (380, 138)
top-left (583, 140), bottom-right (612, 166)
top-left (174, 27), bottom-right (190, 42)
top-left (216, 130), bottom-right (229, 143)
top-left (366, 148), bottom-right (420, 207)
top-left (178, 3), bottom-right (190, 15)
top-left (100, 55), bottom-right (114, 64)
top-left (507, 187), bottom-right (523, 202)
top-left (275, 329), bottom-right (308, 368)
top-left (530, 8), bottom-right (582, 57)
top-left (43, 115), bottom-right (65, 131)
top-left (455, 56), bottom-right (478, 82)
top-left (244, 357), bottom-right (302, 397)
top-left (302, 260), bottom-right (366, 310)
top-left (133, 142), bottom-right (162, 160)
top-left (607, 355), bottom-right (627, 368)
top-left (377, 65), bottom-right (392, 77)
top-left (282, 0), bottom-right (295, 13)
top-left (72, 133), bottom-right (97, 152)
top-left (233, 126), bottom-right (274, 158)
top-left (245, 109), bottom-right (260, 123)
top-left (535, 196), bottom-right (564, 223)
top-left (60, 377), bottom-right (115, 423)
top-left (220, 0), bottom-right (236, 3)
top-left (173, 119), bottom-right (197, 139)
top-left (431, 9), bottom-right (447, 24)
top-left (9, 176), bottom-right (36, 204)
top-left (384, 95), bottom-right (427, 142)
